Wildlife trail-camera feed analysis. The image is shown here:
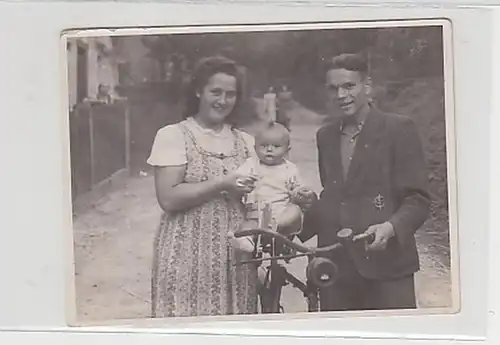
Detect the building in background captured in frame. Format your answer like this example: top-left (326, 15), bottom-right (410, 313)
top-left (66, 34), bottom-right (187, 107)
top-left (67, 37), bottom-right (122, 110)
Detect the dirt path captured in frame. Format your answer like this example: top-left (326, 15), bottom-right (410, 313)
top-left (72, 101), bottom-right (452, 323)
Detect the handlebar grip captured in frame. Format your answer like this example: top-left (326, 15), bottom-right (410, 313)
top-left (338, 228), bottom-right (375, 244)
top-left (337, 228), bottom-right (354, 240)
top-left (366, 233), bottom-right (376, 244)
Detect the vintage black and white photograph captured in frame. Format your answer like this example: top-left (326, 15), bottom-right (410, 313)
top-left (63, 19), bottom-right (458, 324)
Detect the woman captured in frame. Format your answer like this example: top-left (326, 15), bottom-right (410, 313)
top-left (147, 56), bottom-right (259, 317)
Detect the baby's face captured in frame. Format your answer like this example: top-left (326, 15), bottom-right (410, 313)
top-left (255, 131), bottom-right (290, 166)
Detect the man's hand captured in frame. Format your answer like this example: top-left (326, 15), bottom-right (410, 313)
top-left (352, 221), bottom-right (395, 251)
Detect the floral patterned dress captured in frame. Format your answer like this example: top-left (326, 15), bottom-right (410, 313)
top-left (149, 118), bottom-right (258, 318)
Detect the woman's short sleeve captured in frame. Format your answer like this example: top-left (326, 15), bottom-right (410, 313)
top-left (146, 124), bottom-right (187, 167)
top-left (238, 130), bottom-right (257, 158)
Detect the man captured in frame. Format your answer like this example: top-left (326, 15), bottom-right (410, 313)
top-left (299, 53), bottom-right (431, 311)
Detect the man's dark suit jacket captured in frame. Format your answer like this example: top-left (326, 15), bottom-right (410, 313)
top-left (299, 106), bottom-right (431, 281)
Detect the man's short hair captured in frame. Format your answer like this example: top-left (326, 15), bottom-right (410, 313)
top-left (325, 53), bottom-right (369, 77)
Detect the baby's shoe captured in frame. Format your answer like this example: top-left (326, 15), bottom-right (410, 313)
top-left (257, 265), bottom-right (269, 288)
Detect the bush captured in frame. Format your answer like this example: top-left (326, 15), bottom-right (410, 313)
top-left (377, 77), bottom-right (450, 261)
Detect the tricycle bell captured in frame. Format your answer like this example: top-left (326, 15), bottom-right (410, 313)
top-left (306, 257), bottom-right (339, 289)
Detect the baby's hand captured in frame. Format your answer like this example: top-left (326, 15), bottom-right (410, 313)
top-left (235, 175), bottom-right (258, 195)
top-left (228, 231), bottom-right (255, 253)
top-left (236, 174), bottom-right (259, 188)
top-left (292, 187), bottom-right (318, 210)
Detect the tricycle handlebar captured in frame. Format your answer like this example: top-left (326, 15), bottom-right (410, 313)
top-left (234, 227), bottom-right (351, 255)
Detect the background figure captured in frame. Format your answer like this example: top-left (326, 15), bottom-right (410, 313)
top-left (96, 83), bottom-right (112, 103)
top-left (147, 56), bottom-right (259, 317)
top-left (276, 84), bottom-right (293, 131)
top-left (263, 86), bottom-right (277, 123)
top-left (278, 85), bottom-right (293, 108)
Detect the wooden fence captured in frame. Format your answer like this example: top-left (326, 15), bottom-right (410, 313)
top-left (69, 100), bottom-right (130, 201)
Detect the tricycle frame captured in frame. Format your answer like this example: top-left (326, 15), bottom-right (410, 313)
top-left (233, 227), bottom-right (353, 314)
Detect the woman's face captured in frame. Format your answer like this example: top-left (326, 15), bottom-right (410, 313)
top-left (197, 72), bottom-right (238, 125)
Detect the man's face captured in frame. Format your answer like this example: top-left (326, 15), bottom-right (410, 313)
top-left (325, 68), bottom-right (370, 117)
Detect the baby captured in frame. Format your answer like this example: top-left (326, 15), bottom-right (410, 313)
top-left (230, 122), bottom-right (317, 253)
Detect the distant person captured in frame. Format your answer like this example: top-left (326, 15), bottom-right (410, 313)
top-left (96, 83), bottom-right (112, 104)
top-left (299, 53), bottom-right (430, 311)
top-left (263, 86), bottom-right (277, 123)
top-left (147, 56), bottom-right (259, 317)
top-left (276, 84), bottom-right (293, 131)
top-left (279, 85), bottom-right (291, 100)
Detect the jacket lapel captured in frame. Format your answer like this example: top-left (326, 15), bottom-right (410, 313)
top-left (323, 120), bottom-right (344, 187)
top-left (343, 107), bottom-right (384, 190)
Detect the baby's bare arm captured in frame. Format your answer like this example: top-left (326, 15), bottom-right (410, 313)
top-left (288, 169), bottom-right (317, 209)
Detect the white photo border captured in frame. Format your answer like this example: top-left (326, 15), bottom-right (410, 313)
top-left (61, 18), bottom-right (461, 327)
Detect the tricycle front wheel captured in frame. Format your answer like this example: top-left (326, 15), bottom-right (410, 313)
top-left (258, 262), bottom-right (286, 314)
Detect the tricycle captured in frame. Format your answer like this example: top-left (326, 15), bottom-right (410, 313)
top-left (232, 204), bottom-right (358, 314)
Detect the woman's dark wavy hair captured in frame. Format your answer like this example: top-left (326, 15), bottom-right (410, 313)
top-left (182, 55), bottom-right (244, 126)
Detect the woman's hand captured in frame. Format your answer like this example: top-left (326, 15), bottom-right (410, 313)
top-left (155, 165), bottom-right (257, 213)
top-left (220, 172), bottom-right (258, 196)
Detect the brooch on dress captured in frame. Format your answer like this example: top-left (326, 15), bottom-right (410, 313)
top-left (373, 193), bottom-right (385, 210)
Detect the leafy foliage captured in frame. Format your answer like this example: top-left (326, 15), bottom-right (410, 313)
top-left (132, 26), bottom-right (442, 104)
top-left (379, 78), bottom-right (450, 261)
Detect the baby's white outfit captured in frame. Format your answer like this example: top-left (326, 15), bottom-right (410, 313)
top-left (236, 156), bottom-right (305, 223)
